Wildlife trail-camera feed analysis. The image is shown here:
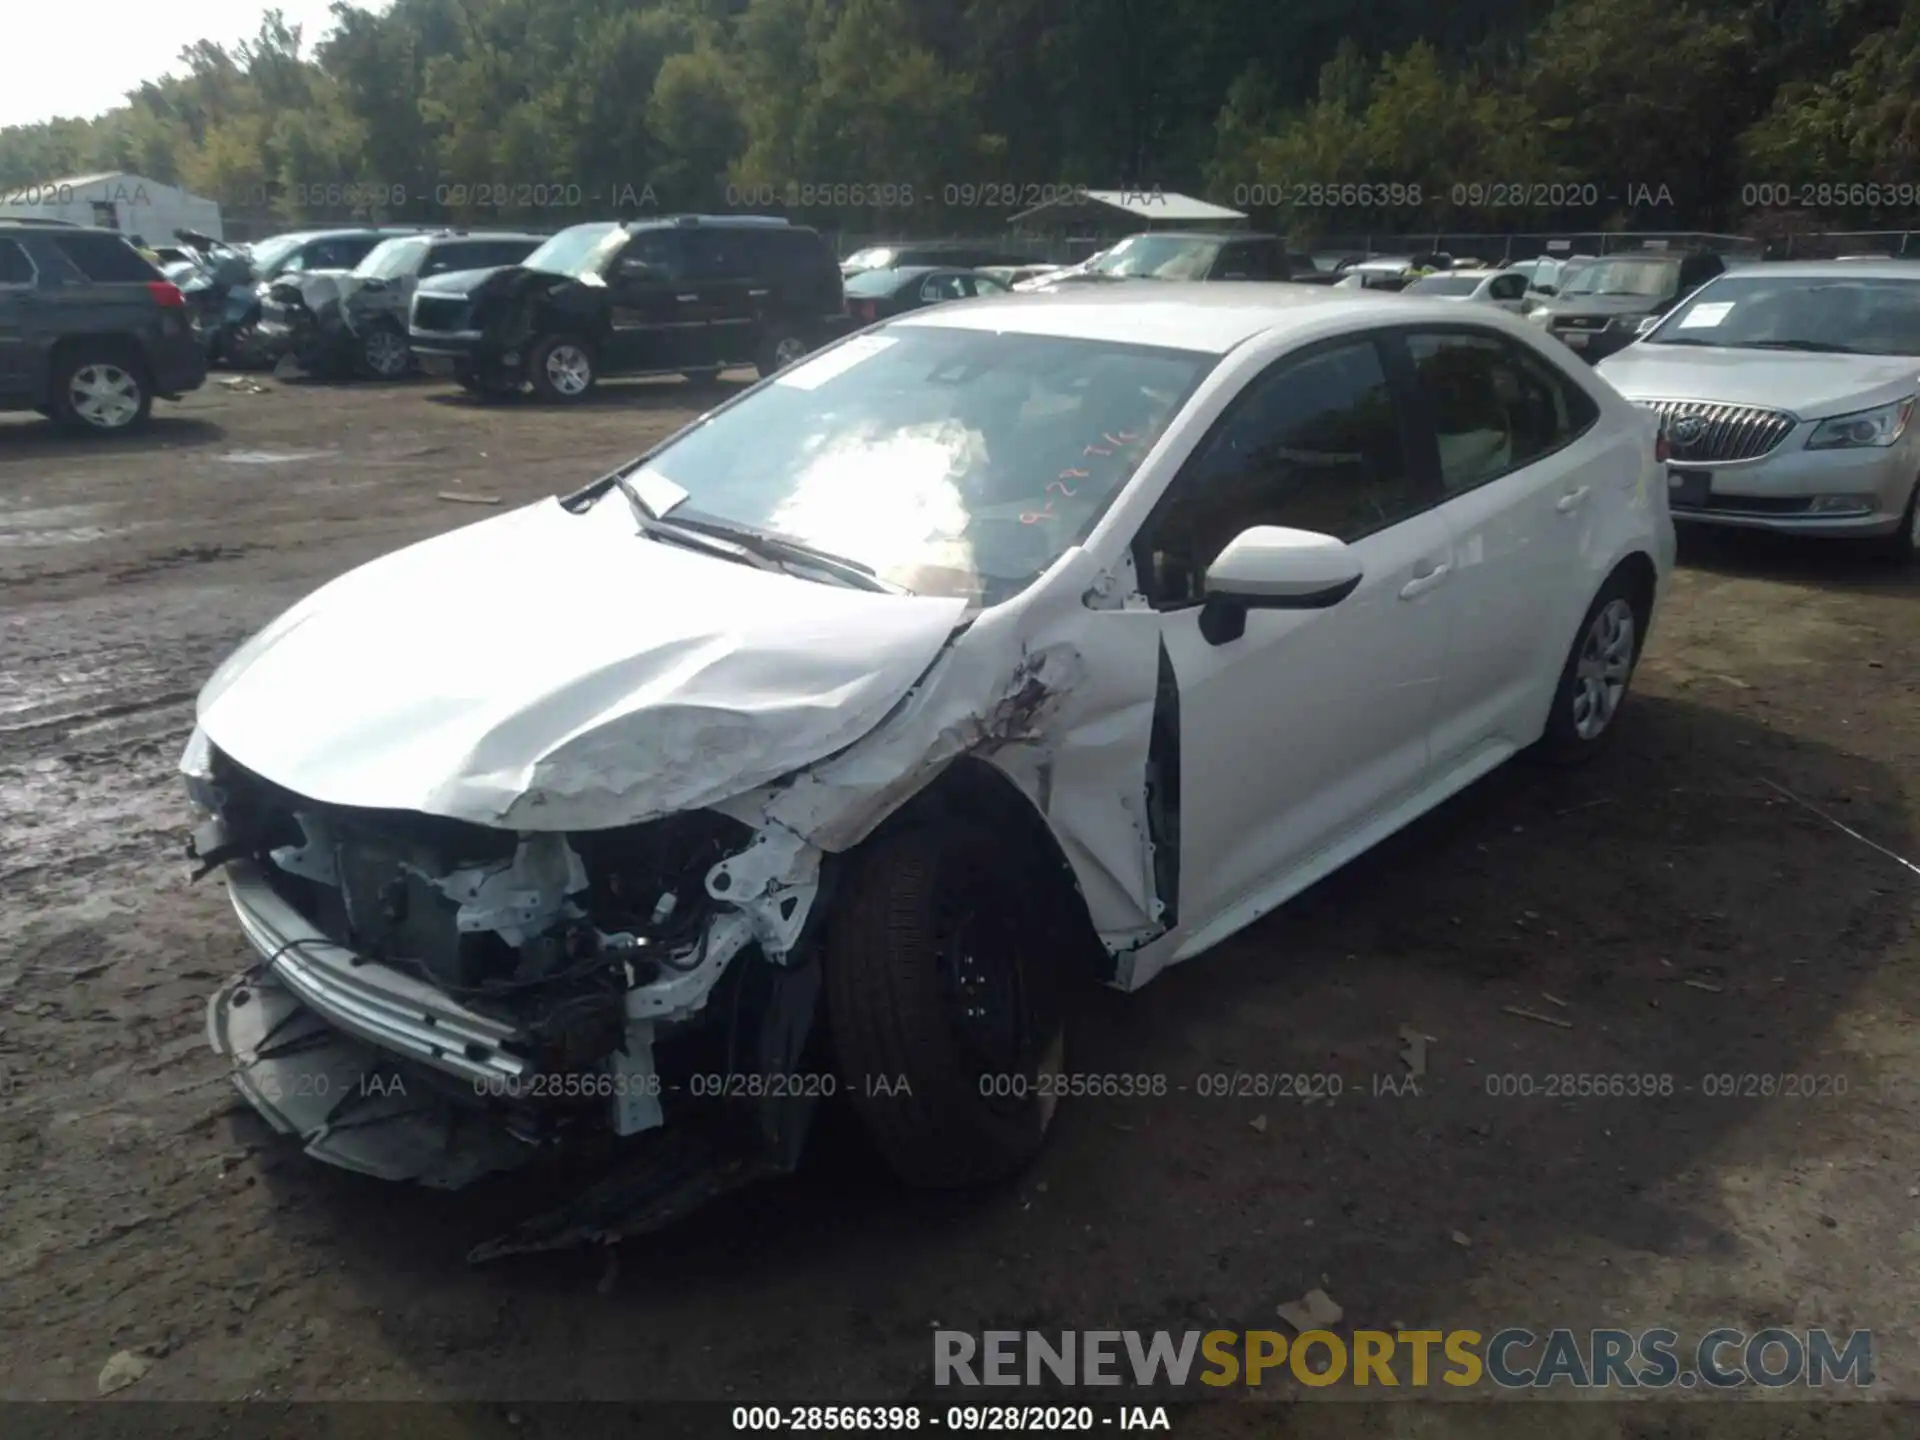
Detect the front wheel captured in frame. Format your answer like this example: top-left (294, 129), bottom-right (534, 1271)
top-left (825, 823), bottom-right (1068, 1188)
top-left (1867, 480), bottom-right (1919, 564)
top-left (1533, 570), bottom-right (1648, 765)
top-left (356, 325), bottom-right (412, 380)
top-left (528, 334), bottom-right (595, 402)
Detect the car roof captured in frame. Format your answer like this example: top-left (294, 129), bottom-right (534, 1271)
top-left (891, 281), bottom-right (1514, 354)
top-left (1707, 260), bottom-right (1920, 282)
top-left (1421, 269), bottom-right (1500, 280)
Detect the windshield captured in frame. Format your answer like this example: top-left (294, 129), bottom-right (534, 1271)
top-left (245, 234), bottom-right (312, 274)
top-left (355, 235), bottom-right (430, 279)
top-left (842, 247), bottom-right (895, 271)
top-left (1562, 258), bottom-right (1680, 299)
top-left (1088, 236), bottom-right (1222, 280)
top-left (1647, 274), bottom-right (1920, 355)
top-left (524, 222), bottom-right (625, 277)
top-left (1407, 275), bottom-right (1483, 296)
top-left (624, 325), bottom-right (1216, 605)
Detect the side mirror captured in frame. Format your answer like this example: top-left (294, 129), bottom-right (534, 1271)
top-left (1634, 315), bottom-right (1661, 336)
top-left (361, 276), bottom-right (389, 291)
top-left (1198, 525), bottom-right (1363, 645)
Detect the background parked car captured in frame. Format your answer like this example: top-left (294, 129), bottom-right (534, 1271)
top-left (218, 227), bottom-right (425, 366)
top-left (409, 214), bottom-right (847, 400)
top-left (0, 222), bottom-right (207, 432)
top-left (1525, 248), bottom-right (1728, 362)
top-left (1023, 231), bottom-right (1294, 287)
top-left (1597, 260), bottom-right (1920, 561)
top-left (979, 262), bottom-right (1064, 287)
top-left (1404, 268), bottom-right (1533, 310)
top-left (839, 240), bottom-right (1042, 277)
top-left (844, 265), bottom-right (1010, 323)
top-left (258, 230), bottom-right (545, 379)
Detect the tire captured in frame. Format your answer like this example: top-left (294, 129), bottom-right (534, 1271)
top-left (1533, 569), bottom-right (1649, 766)
top-left (824, 822), bottom-right (1069, 1188)
top-left (528, 334), bottom-right (596, 402)
top-left (755, 329), bottom-right (810, 379)
top-left (1866, 479), bottom-right (1919, 564)
top-left (52, 348), bottom-right (152, 434)
top-left (356, 324), bottom-right (412, 380)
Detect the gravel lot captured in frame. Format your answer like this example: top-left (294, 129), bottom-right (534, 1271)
top-left (2, 375), bottom-right (1917, 1428)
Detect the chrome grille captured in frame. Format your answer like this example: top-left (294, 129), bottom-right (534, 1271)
top-left (1644, 400), bottom-right (1796, 463)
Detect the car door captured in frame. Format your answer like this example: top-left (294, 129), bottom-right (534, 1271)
top-left (1391, 326), bottom-right (1607, 768)
top-left (604, 229), bottom-right (694, 371)
top-left (0, 238), bottom-right (38, 399)
top-left (682, 228), bottom-right (757, 367)
top-left (1133, 334), bottom-right (1456, 941)
top-left (1486, 272), bottom-right (1529, 311)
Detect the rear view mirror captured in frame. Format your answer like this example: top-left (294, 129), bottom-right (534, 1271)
top-left (1199, 525), bottom-right (1363, 644)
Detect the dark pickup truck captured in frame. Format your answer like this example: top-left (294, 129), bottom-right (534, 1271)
top-left (408, 214), bottom-right (849, 400)
top-left (0, 222), bottom-right (207, 433)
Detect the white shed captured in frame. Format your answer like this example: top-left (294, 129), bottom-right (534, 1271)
top-left (0, 172), bottom-right (224, 243)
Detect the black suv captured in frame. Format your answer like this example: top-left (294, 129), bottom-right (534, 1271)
top-left (1031, 230), bottom-right (1295, 287)
top-left (408, 215), bottom-right (848, 401)
top-left (1528, 248), bottom-right (1730, 362)
top-left (0, 223), bottom-right (208, 433)
top-left (258, 229), bottom-right (545, 379)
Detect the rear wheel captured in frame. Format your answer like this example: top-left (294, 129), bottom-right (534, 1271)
top-left (825, 823), bottom-right (1068, 1188)
top-left (52, 349), bottom-right (151, 434)
top-left (755, 330), bottom-right (809, 379)
top-left (529, 334), bottom-right (595, 402)
top-left (1533, 569), bottom-right (1648, 766)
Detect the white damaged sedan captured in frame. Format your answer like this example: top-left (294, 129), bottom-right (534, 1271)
top-left (183, 284), bottom-right (1673, 1257)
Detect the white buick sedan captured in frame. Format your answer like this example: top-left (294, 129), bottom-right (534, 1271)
top-left (181, 284), bottom-right (1674, 1255)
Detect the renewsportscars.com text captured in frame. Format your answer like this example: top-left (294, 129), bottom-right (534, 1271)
top-left (934, 1327), bottom-right (1874, 1390)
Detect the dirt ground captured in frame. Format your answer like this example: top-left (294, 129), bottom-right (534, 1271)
top-left (2, 374), bottom-right (1917, 1429)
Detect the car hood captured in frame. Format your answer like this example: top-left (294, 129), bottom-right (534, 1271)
top-left (1597, 345), bottom-right (1920, 419)
top-left (415, 264), bottom-right (545, 298)
top-left (193, 496), bottom-right (971, 831)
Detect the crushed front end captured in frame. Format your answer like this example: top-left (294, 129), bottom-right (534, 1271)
top-left (185, 732), bottom-right (829, 1258)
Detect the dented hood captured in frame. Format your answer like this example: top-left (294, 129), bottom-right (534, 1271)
top-left (194, 497), bottom-right (970, 829)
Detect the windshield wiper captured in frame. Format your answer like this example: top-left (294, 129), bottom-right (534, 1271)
top-left (663, 513), bottom-right (900, 592)
top-left (609, 475), bottom-right (784, 574)
top-left (1744, 339), bottom-right (1858, 354)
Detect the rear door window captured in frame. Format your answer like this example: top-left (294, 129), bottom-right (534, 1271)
top-left (48, 232), bottom-right (158, 282)
top-left (0, 239), bottom-right (35, 285)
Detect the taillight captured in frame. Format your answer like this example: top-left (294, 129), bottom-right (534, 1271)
top-left (851, 299), bottom-right (876, 323)
top-left (147, 280), bottom-right (185, 307)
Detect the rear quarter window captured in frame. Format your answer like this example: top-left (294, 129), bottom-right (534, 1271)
top-left (0, 239), bottom-right (35, 285)
top-left (48, 232), bottom-right (159, 283)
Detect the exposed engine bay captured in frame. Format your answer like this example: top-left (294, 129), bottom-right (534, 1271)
top-left (191, 745), bottom-right (832, 1259)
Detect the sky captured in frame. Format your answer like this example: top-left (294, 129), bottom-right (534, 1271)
top-left (2, 1), bottom-right (394, 130)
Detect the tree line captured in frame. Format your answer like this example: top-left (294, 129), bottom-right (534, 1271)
top-left (1, 0), bottom-right (1917, 242)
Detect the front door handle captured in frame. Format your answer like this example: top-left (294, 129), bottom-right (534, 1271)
top-left (676, 293), bottom-right (699, 303)
top-left (1399, 561), bottom-right (1451, 599)
top-left (1556, 485), bottom-right (1591, 512)
top-left (748, 288), bottom-right (770, 298)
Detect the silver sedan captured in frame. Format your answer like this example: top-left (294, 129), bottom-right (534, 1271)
top-left (1597, 261), bottom-right (1920, 560)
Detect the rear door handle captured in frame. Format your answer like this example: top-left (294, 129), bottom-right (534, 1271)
top-left (676, 293), bottom-right (699, 302)
top-left (748, 288), bottom-right (770, 298)
top-left (1556, 485), bottom-right (1591, 512)
top-left (1399, 561), bottom-right (1451, 599)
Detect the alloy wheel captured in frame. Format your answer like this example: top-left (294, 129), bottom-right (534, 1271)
top-left (544, 344), bottom-right (592, 395)
top-left (68, 364), bottom-right (143, 430)
top-left (1570, 597), bottom-right (1636, 741)
top-left (772, 335), bottom-right (808, 369)
top-left (362, 328), bottom-right (409, 378)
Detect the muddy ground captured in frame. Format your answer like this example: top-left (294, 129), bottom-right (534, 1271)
top-left (2, 375), bottom-right (1917, 1430)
